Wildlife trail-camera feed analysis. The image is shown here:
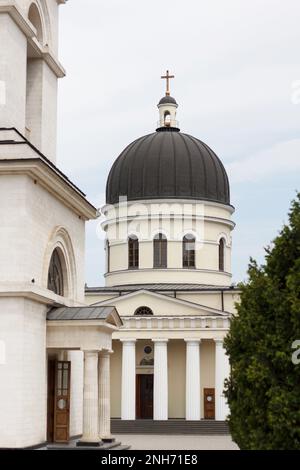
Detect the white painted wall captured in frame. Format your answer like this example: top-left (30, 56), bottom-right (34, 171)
top-left (0, 174), bottom-right (85, 302)
top-left (0, 298), bottom-right (47, 448)
top-left (0, 0), bottom-right (64, 161)
top-left (0, 13), bottom-right (27, 132)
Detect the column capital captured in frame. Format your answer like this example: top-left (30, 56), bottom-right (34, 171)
top-left (120, 338), bottom-right (137, 344)
top-left (99, 349), bottom-right (113, 356)
top-left (152, 338), bottom-right (169, 343)
top-left (184, 339), bottom-right (201, 344)
top-left (214, 338), bottom-right (225, 345)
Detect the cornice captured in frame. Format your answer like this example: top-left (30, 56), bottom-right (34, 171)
top-left (0, 158), bottom-right (98, 220)
top-left (0, 282), bottom-right (86, 307)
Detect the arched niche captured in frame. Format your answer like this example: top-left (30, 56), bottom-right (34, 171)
top-left (28, 2), bottom-right (44, 43)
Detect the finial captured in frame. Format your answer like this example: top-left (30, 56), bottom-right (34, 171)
top-left (161, 70), bottom-right (175, 96)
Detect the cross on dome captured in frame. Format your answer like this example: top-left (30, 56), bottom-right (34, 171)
top-left (161, 70), bottom-right (175, 96)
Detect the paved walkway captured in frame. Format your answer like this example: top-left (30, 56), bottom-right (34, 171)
top-left (115, 434), bottom-right (239, 450)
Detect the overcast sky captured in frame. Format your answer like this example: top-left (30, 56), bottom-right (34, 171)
top-left (57, 0), bottom-right (300, 287)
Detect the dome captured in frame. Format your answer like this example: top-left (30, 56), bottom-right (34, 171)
top-left (158, 95), bottom-right (177, 106)
top-left (106, 128), bottom-right (230, 205)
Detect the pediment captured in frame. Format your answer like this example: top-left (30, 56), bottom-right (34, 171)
top-left (92, 289), bottom-right (228, 317)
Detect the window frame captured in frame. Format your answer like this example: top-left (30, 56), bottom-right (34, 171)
top-left (182, 234), bottom-right (196, 269)
top-left (219, 237), bottom-right (225, 272)
top-left (153, 233), bottom-right (167, 268)
top-left (128, 235), bottom-right (139, 269)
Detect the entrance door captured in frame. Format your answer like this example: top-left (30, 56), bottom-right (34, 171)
top-left (136, 374), bottom-right (153, 419)
top-left (47, 360), bottom-right (71, 443)
top-left (204, 388), bottom-right (215, 419)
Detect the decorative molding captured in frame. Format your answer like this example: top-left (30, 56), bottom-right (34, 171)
top-left (102, 198), bottom-right (235, 214)
top-left (0, 3), bottom-right (65, 78)
top-left (119, 315), bottom-right (230, 331)
top-left (0, 282), bottom-right (86, 307)
top-left (103, 213), bottom-right (235, 231)
top-left (0, 159), bottom-right (98, 220)
top-left (92, 288), bottom-right (230, 316)
top-left (104, 267), bottom-right (232, 278)
top-left (0, 3), bottom-right (36, 37)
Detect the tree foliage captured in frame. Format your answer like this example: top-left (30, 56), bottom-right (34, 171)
top-left (224, 193), bottom-right (300, 449)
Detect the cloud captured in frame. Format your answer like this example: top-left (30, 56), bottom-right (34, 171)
top-left (227, 139), bottom-right (300, 183)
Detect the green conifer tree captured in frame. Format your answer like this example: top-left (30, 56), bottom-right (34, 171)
top-left (224, 193), bottom-right (300, 449)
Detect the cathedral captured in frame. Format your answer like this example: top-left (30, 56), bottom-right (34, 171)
top-left (0, 1), bottom-right (240, 449)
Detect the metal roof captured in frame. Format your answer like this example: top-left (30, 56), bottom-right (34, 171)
top-left (47, 306), bottom-right (116, 321)
top-left (106, 130), bottom-right (230, 205)
top-left (85, 284), bottom-right (239, 293)
top-left (158, 95), bottom-right (178, 105)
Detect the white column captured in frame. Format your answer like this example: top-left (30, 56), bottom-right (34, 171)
top-left (215, 338), bottom-right (230, 421)
top-left (98, 350), bottom-right (113, 441)
top-left (121, 339), bottom-right (136, 420)
top-left (153, 339), bottom-right (168, 420)
top-left (78, 351), bottom-right (100, 446)
top-left (185, 339), bottom-right (201, 420)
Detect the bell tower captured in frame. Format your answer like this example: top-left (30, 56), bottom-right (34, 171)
top-left (157, 70), bottom-right (179, 130)
top-left (0, 0), bottom-right (66, 162)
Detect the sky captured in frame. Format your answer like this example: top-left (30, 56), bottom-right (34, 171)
top-left (56, 0), bottom-right (300, 287)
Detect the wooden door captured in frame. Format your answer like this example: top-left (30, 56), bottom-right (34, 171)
top-left (47, 360), bottom-right (56, 442)
top-left (136, 374), bottom-right (153, 419)
top-left (204, 388), bottom-right (215, 419)
top-left (53, 361), bottom-right (71, 442)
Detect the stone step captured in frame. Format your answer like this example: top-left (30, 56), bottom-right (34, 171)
top-left (111, 420), bottom-right (230, 435)
top-left (46, 440), bottom-right (129, 451)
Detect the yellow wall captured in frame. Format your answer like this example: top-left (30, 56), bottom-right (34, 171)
top-left (110, 340), bottom-right (122, 418)
top-left (200, 340), bottom-right (215, 418)
top-left (168, 340), bottom-right (186, 418)
top-left (110, 338), bottom-right (217, 419)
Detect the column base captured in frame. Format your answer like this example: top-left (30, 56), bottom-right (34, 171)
top-left (76, 440), bottom-right (101, 447)
top-left (101, 437), bottom-right (115, 444)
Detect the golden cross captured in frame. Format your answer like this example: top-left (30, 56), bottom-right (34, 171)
top-left (161, 70), bottom-right (174, 96)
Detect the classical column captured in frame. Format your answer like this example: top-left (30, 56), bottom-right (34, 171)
top-left (77, 351), bottom-right (100, 446)
top-left (98, 350), bottom-right (114, 442)
top-left (185, 339), bottom-right (201, 420)
top-left (215, 338), bottom-right (230, 421)
top-left (121, 339), bottom-right (136, 420)
top-left (153, 339), bottom-right (168, 420)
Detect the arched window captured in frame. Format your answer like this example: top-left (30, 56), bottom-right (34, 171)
top-left (153, 233), bottom-right (167, 268)
top-left (28, 3), bottom-right (43, 43)
top-left (219, 238), bottom-right (225, 271)
top-left (128, 235), bottom-right (139, 269)
top-left (47, 249), bottom-right (64, 296)
top-left (183, 234), bottom-right (196, 268)
top-left (164, 111), bottom-right (171, 126)
top-left (134, 306), bottom-right (154, 316)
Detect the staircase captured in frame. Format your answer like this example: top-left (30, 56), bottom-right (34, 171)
top-left (111, 419), bottom-right (229, 435)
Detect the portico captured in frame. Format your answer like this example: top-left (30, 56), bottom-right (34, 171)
top-left (46, 306), bottom-right (122, 446)
top-left (111, 327), bottom-right (230, 422)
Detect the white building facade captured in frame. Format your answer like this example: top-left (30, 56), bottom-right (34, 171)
top-left (0, 1), bottom-right (122, 449)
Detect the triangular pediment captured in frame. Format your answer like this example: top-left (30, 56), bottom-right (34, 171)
top-left (92, 289), bottom-right (228, 317)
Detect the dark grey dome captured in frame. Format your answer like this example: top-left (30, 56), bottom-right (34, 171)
top-left (106, 128), bottom-right (230, 205)
top-left (158, 95), bottom-right (177, 105)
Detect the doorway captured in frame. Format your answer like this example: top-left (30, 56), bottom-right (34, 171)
top-left (136, 374), bottom-right (153, 419)
top-left (204, 388), bottom-right (215, 419)
top-left (47, 360), bottom-right (71, 442)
